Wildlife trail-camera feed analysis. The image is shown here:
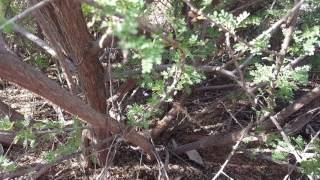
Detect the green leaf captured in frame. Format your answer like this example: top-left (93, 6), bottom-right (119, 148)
top-left (0, 117), bottom-right (14, 131)
top-left (0, 156), bottom-right (17, 172)
top-left (272, 151), bottom-right (288, 161)
top-left (127, 104), bottom-right (151, 129)
top-left (301, 159), bottom-right (320, 176)
top-left (14, 129), bottom-right (36, 148)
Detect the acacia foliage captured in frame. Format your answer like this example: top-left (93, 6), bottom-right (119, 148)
top-left (0, 0), bottom-right (320, 178)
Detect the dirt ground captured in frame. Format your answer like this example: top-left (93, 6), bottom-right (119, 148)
top-left (0, 81), bottom-right (309, 180)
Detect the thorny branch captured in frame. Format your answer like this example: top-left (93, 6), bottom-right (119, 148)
top-left (212, 118), bottom-right (254, 180)
top-left (0, 0), bottom-right (319, 178)
top-left (274, 0), bottom-right (302, 80)
top-left (172, 0), bottom-right (318, 160)
top-left (182, 0), bottom-right (279, 56)
top-left (284, 129), bottom-right (320, 179)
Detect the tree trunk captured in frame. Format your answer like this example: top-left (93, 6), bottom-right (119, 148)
top-left (29, 0), bottom-right (110, 166)
top-left (0, 46), bottom-right (155, 161)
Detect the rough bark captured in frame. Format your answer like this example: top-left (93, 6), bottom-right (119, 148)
top-left (29, 0), bottom-right (110, 166)
top-left (0, 47), bottom-right (155, 160)
top-left (0, 33), bottom-right (24, 145)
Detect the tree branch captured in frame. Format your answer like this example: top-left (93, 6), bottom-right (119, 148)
top-left (0, 0), bottom-right (56, 30)
top-left (0, 47), bottom-right (155, 160)
top-left (174, 85), bottom-right (320, 153)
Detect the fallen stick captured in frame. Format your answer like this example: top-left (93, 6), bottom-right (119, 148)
top-left (195, 84), bottom-right (237, 91)
top-left (283, 107), bottom-right (320, 135)
top-left (212, 120), bottom-right (254, 180)
top-left (150, 106), bottom-right (180, 139)
top-left (262, 86), bottom-right (320, 129)
top-left (174, 130), bottom-right (243, 154)
top-left (174, 86), bottom-right (320, 154)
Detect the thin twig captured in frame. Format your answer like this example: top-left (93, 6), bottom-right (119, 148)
top-left (11, 23), bottom-right (57, 58)
top-left (270, 116), bottom-right (302, 162)
top-left (304, 130), bottom-right (320, 153)
top-left (232, 54), bottom-right (255, 74)
top-left (195, 84), bottom-right (237, 91)
top-left (274, 0), bottom-right (301, 78)
top-left (136, 152), bottom-right (144, 180)
top-left (96, 135), bottom-right (119, 180)
top-left (257, 0), bottom-right (305, 39)
top-left (212, 118), bottom-right (254, 180)
top-left (220, 102), bottom-right (244, 128)
top-left (289, 55), bottom-right (307, 68)
top-left (225, 32), bottom-right (254, 103)
top-left (150, 139), bottom-right (169, 180)
top-left (284, 129), bottom-right (320, 179)
top-left (0, 0), bottom-right (56, 30)
top-left (182, 0), bottom-right (278, 56)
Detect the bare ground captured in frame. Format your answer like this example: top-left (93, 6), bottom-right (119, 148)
top-left (0, 81), bottom-right (310, 180)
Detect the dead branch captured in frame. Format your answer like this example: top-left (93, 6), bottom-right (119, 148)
top-left (11, 23), bottom-right (57, 57)
top-left (174, 130), bottom-right (243, 154)
top-left (274, 1), bottom-right (301, 78)
top-left (257, 0), bottom-right (305, 39)
top-left (212, 120), bottom-right (254, 180)
top-left (284, 107), bottom-right (320, 135)
top-left (195, 84), bottom-right (238, 91)
top-left (267, 4), bottom-right (303, 162)
top-left (262, 86), bottom-right (320, 129)
top-left (174, 86), bottom-right (320, 154)
top-left (270, 116), bottom-right (302, 162)
top-left (150, 105), bottom-right (180, 139)
top-left (284, 129), bottom-right (320, 179)
top-left (11, 23), bottom-right (78, 94)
